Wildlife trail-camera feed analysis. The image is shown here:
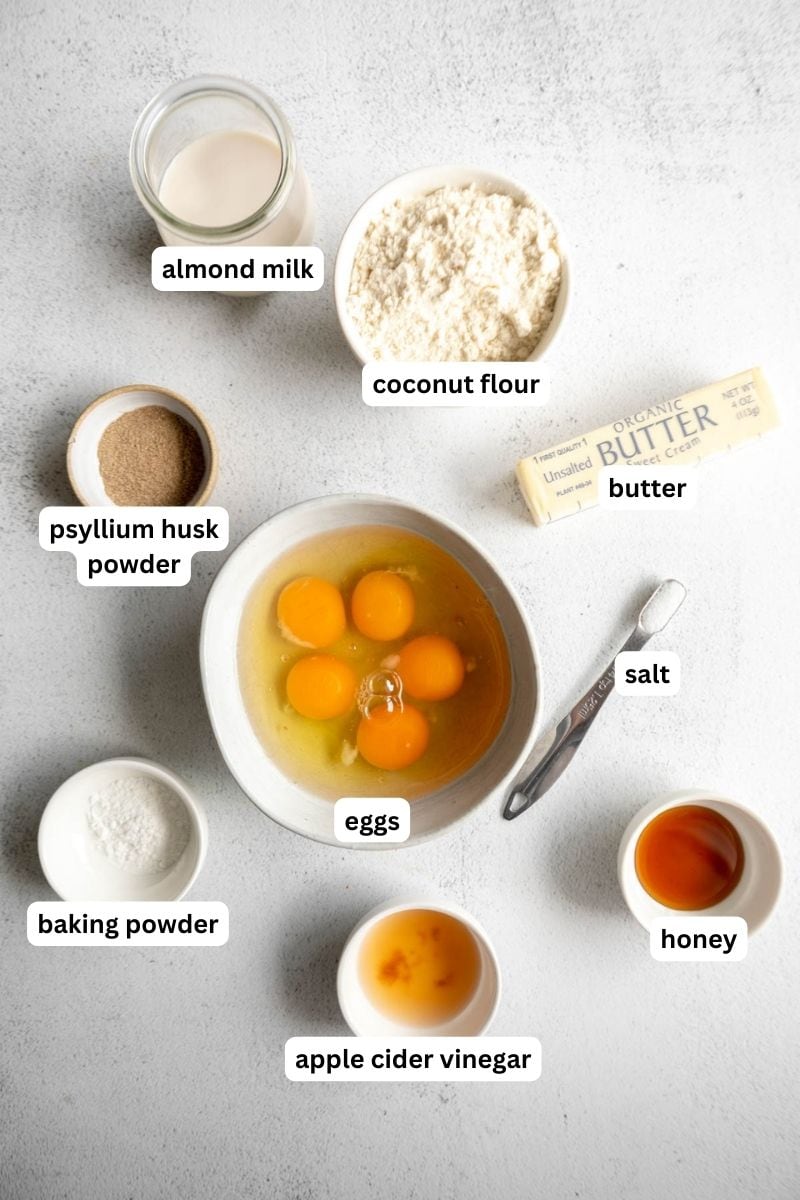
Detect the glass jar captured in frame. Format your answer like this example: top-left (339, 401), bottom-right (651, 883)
top-left (129, 75), bottom-right (314, 247)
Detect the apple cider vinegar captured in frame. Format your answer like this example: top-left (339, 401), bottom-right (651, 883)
top-left (358, 908), bottom-right (482, 1027)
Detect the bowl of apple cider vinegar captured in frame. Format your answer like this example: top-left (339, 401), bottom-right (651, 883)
top-left (618, 791), bottom-right (783, 934)
top-left (337, 899), bottom-right (501, 1036)
top-left (200, 496), bottom-right (541, 846)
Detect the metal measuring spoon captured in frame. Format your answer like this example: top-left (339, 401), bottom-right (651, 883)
top-left (503, 579), bottom-right (687, 820)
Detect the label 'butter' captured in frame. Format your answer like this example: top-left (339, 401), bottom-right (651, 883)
top-left (516, 368), bottom-right (778, 526)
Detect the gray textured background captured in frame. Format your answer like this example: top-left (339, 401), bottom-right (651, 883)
top-left (2, 1), bottom-right (799, 1197)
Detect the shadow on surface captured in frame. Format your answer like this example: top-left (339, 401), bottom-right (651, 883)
top-left (32, 406), bottom-right (82, 507)
top-left (115, 589), bottom-right (219, 777)
top-left (1, 748), bottom-right (127, 894)
top-left (117, 209), bottom-right (161, 275)
top-left (546, 801), bottom-right (631, 916)
top-left (278, 896), bottom-right (372, 1031)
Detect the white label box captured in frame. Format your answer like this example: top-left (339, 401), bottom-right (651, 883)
top-left (285, 1037), bottom-right (542, 1081)
top-left (650, 917), bottom-right (747, 961)
top-left (334, 798), bottom-right (410, 843)
top-left (152, 246), bottom-right (324, 292)
top-left (39, 506), bottom-right (229, 586)
top-left (598, 466), bottom-right (697, 509)
top-left (615, 651), bottom-right (681, 695)
top-left (28, 902), bottom-right (229, 946)
top-left (362, 362), bottom-right (550, 407)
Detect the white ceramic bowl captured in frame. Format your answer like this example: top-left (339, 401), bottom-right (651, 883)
top-left (200, 494), bottom-right (541, 847)
top-left (38, 757), bottom-right (208, 901)
top-left (67, 383), bottom-right (218, 506)
top-left (337, 897), bottom-right (501, 1037)
top-left (334, 165), bottom-right (570, 365)
top-left (618, 790), bottom-right (782, 934)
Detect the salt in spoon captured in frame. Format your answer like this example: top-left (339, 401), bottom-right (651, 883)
top-left (503, 579), bottom-right (687, 820)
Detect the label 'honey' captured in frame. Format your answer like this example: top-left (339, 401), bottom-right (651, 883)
top-left (635, 804), bottom-right (745, 910)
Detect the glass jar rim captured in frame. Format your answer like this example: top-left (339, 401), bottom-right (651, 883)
top-left (129, 74), bottom-right (297, 242)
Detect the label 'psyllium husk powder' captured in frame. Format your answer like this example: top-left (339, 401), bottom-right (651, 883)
top-left (347, 184), bottom-right (562, 362)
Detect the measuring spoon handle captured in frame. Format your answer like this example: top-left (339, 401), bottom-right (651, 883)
top-left (503, 626), bottom-right (651, 820)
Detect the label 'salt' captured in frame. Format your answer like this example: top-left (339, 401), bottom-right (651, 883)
top-left (615, 651), bottom-right (681, 695)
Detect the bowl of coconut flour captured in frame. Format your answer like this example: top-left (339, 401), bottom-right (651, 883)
top-left (38, 758), bottom-right (207, 901)
top-left (334, 166), bottom-right (569, 364)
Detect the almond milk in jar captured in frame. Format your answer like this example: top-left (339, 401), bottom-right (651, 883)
top-left (130, 75), bottom-right (314, 248)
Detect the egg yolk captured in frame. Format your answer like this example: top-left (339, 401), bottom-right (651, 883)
top-left (351, 571), bottom-right (414, 641)
top-left (286, 655), bottom-right (356, 720)
top-left (277, 576), bottom-right (346, 648)
top-left (397, 634), bottom-right (465, 701)
top-left (356, 702), bottom-right (429, 770)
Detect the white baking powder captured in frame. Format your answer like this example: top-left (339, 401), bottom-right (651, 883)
top-left (86, 776), bottom-right (191, 875)
top-left (348, 184), bottom-right (562, 362)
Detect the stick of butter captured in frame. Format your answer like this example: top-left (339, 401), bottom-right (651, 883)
top-left (516, 367), bottom-right (778, 526)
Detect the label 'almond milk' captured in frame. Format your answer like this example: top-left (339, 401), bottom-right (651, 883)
top-left (516, 368), bottom-right (779, 526)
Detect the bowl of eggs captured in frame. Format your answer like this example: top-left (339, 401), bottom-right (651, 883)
top-left (200, 494), bottom-right (541, 846)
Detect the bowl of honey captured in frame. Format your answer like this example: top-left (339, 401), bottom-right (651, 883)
top-left (200, 494), bottom-right (541, 845)
top-left (337, 898), bottom-right (501, 1036)
top-left (618, 790), bottom-right (782, 933)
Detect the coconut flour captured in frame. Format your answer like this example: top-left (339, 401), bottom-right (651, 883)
top-left (347, 184), bottom-right (562, 362)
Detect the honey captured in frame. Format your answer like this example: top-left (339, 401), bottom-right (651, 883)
top-left (238, 525), bottom-right (511, 800)
top-left (359, 909), bottom-right (482, 1027)
top-left (635, 804), bottom-right (745, 910)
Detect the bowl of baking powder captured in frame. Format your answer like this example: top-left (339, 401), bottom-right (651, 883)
top-left (334, 165), bottom-right (570, 365)
top-left (38, 757), bottom-right (207, 901)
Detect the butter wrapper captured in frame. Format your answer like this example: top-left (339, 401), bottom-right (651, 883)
top-left (516, 368), bottom-right (779, 526)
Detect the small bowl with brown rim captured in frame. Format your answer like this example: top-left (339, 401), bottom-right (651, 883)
top-left (67, 383), bottom-right (218, 507)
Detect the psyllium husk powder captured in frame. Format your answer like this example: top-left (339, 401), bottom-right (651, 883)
top-left (98, 405), bottom-right (206, 505)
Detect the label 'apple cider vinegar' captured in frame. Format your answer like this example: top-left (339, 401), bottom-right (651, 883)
top-left (635, 804), bottom-right (745, 910)
top-left (359, 909), bottom-right (482, 1027)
